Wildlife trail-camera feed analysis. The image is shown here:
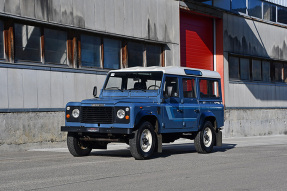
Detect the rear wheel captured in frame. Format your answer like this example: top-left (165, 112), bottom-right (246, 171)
top-left (129, 121), bottom-right (156, 160)
top-left (194, 121), bottom-right (215, 153)
top-left (67, 133), bottom-right (92, 157)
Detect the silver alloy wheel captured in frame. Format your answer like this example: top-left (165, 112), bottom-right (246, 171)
top-left (203, 127), bottom-right (212, 147)
top-left (140, 129), bottom-right (152, 152)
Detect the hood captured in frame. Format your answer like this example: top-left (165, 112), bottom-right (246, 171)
top-left (80, 97), bottom-right (158, 106)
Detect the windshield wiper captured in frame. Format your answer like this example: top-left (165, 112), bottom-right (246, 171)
top-left (105, 87), bottom-right (123, 92)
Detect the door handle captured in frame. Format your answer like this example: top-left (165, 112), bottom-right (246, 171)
top-left (194, 109), bottom-right (199, 113)
top-left (177, 109), bottom-right (183, 113)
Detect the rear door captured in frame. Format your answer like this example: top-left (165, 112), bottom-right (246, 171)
top-left (181, 77), bottom-right (200, 131)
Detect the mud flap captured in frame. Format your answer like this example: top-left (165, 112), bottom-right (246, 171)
top-left (157, 134), bottom-right (162, 153)
top-left (215, 130), bottom-right (222, 147)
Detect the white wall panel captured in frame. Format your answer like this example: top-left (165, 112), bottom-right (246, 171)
top-left (37, 70), bottom-right (51, 108)
top-left (50, 72), bottom-right (64, 108)
top-left (63, 72), bottom-right (76, 104)
top-left (22, 70), bottom-right (38, 108)
top-left (0, 68), bottom-right (8, 108)
top-left (7, 69), bottom-right (23, 108)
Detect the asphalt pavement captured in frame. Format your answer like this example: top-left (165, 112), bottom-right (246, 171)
top-left (0, 135), bottom-right (287, 191)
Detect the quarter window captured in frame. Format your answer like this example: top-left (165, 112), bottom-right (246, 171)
top-left (103, 38), bottom-right (121, 69)
top-left (44, 28), bottom-right (67, 64)
top-left (81, 34), bottom-right (101, 68)
top-left (248, 0), bottom-right (262, 18)
top-left (240, 58), bottom-right (250, 80)
top-left (128, 42), bottom-right (144, 67)
top-left (146, 45), bottom-right (161, 67)
top-left (232, 0), bottom-right (247, 14)
top-left (252, 59), bottom-right (262, 81)
top-left (262, 61), bottom-right (271, 82)
top-left (182, 78), bottom-right (196, 98)
top-left (14, 23), bottom-right (41, 62)
top-left (229, 56), bottom-right (240, 80)
top-left (278, 6), bottom-right (287, 24)
top-left (263, 2), bottom-right (276, 22)
top-left (199, 79), bottom-right (220, 99)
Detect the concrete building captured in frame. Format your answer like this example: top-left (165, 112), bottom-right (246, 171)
top-left (0, 0), bottom-right (286, 148)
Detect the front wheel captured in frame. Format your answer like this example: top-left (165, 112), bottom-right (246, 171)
top-left (67, 133), bottom-right (92, 157)
top-left (194, 121), bottom-right (215, 154)
top-left (129, 121), bottom-right (156, 160)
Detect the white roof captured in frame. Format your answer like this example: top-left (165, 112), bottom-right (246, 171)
top-left (110, 66), bottom-right (221, 79)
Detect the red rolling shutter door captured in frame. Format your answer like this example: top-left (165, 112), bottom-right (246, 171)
top-left (180, 11), bottom-right (214, 71)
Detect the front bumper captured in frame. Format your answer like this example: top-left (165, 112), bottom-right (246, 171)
top-left (61, 126), bottom-right (132, 134)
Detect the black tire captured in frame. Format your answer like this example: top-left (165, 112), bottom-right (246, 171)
top-left (67, 133), bottom-right (92, 157)
top-left (194, 121), bottom-right (215, 154)
top-left (129, 121), bottom-right (156, 160)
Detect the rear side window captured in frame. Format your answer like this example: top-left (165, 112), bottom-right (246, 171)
top-left (182, 78), bottom-right (196, 98)
top-left (199, 79), bottom-right (221, 99)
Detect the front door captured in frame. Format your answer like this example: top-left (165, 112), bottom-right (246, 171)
top-left (162, 76), bottom-right (183, 129)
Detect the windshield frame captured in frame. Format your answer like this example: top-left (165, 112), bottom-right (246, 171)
top-left (103, 71), bottom-right (164, 92)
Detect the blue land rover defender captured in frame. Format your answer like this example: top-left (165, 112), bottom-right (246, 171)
top-left (61, 66), bottom-right (224, 160)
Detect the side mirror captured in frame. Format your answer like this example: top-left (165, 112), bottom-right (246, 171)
top-left (93, 86), bottom-right (97, 97)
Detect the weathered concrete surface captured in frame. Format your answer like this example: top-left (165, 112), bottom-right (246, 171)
top-left (223, 109), bottom-right (287, 137)
top-left (0, 112), bottom-right (66, 149)
top-left (1, 109), bottom-right (287, 151)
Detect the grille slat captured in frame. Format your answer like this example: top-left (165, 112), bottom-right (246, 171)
top-left (81, 107), bottom-right (114, 124)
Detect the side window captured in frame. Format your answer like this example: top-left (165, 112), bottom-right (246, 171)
top-left (164, 77), bottom-right (179, 98)
top-left (199, 79), bottom-right (221, 99)
top-left (182, 78), bottom-right (196, 98)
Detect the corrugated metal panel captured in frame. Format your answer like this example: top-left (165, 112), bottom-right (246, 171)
top-left (264, 0), bottom-right (287, 7)
top-left (180, 11), bottom-right (213, 70)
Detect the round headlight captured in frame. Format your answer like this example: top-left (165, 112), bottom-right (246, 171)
top-left (72, 109), bottom-right (80, 118)
top-left (117, 109), bottom-right (125, 119)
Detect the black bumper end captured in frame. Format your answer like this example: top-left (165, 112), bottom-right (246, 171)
top-left (61, 126), bottom-right (132, 134)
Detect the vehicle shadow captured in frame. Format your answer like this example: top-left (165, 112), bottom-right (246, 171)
top-left (89, 142), bottom-right (237, 159)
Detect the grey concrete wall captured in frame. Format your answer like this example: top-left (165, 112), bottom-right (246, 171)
top-left (0, 112), bottom-right (66, 147)
top-left (224, 109), bottom-right (287, 137)
top-left (223, 13), bottom-right (287, 108)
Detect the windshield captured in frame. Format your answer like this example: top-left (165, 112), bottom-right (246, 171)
top-left (104, 72), bottom-right (163, 91)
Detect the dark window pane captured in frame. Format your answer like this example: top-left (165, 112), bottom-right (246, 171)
top-left (14, 23), bottom-right (41, 62)
top-left (284, 64), bottom-right (287, 83)
top-left (240, 58), bottom-right (250, 80)
top-left (128, 42), bottom-right (144, 67)
top-left (262, 61), bottom-right (271, 82)
top-left (278, 6), bottom-right (287, 24)
top-left (193, 0), bottom-right (212, 5)
top-left (44, 28), bottom-right (67, 64)
top-left (146, 45), bottom-right (161, 67)
top-left (229, 56), bottom-right (239, 80)
top-left (199, 79), bottom-right (221, 99)
top-left (0, 21), bottom-right (4, 59)
top-left (164, 77), bottom-right (179, 98)
top-left (214, 0), bottom-right (230, 10)
top-left (232, 0), bottom-right (247, 14)
top-left (103, 38), bottom-right (121, 69)
top-left (263, 2), bottom-right (276, 22)
top-left (182, 78), bottom-right (196, 98)
top-left (248, 0), bottom-right (262, 18)
top-left (81, 34), bottom-right (101, 68)
top-left (274, 62), bottom-right (283, 82)
top-left (252, 59), bottom-right (262, 81)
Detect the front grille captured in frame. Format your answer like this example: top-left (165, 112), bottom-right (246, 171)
top-left (81, 107), bottom-right (114, 124)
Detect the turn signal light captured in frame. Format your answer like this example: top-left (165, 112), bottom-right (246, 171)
top-left (125, 115), bottom-right (129, 120)
top-left (66, 114), bottom-right (70, 119)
